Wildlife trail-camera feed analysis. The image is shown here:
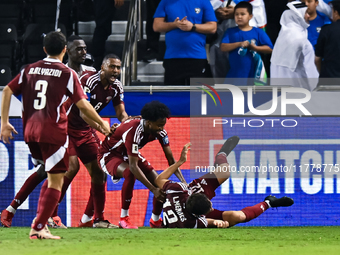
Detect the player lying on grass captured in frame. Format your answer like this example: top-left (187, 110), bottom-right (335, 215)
top-left (154, 137), bottom-right (294, 228)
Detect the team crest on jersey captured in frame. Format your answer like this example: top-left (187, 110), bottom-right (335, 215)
top-left (83, 86), bottom-right (91, 93)
top-left (120, 94), bottom-right (124, 101)
top-left (162, 136), bottom-right (169, 145)
top-left (91, 94), bottom-right (96, 99)
top-left (195, 8), bottom-right (201, 14)
top-left (106, 96), bottom-right (112, 103)
top-left (132, 144), bottom-right (139, 154)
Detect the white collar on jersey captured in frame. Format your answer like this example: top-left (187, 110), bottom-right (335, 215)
top-left (140, 119), bottom-right (145, 132)
top-left (43, 57), bottom-right (62, 63)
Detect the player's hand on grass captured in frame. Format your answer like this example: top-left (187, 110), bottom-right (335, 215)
top-left (213, 220), bottom-right (229, 228)
top-left (179, 142), bottom-right (191, 164)
top-left (0, 122), bottom-right (18, 144)
top-left (153, 187), bottom-right (166, 203)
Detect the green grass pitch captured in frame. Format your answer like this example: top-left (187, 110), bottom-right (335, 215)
top-left (1, 226), bottom-right (340, 255)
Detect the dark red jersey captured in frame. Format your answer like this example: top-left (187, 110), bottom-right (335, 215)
top-left (98, 119), bottom-right (169, 162)
top-left (68, 71), bottom-right (124, 130)
top-left (7, 58), bottom-right (86, 146)
top-left (162, 181), bottom-right (208, 228)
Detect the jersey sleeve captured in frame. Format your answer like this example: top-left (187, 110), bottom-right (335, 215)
top-left (67, 70), bottom-right (87, 104)
top-left (163, 180), bottom-right (188, 192)
top-left (202, 0), bottom-right (218, 23)
top-left (123, 124), bottom-right (140, 157)
top-left (7, 71), bottom-right (22, 96)
top-left (154, 0), bottom-right (166, 18)
top-left (111, 80), bottom-right (124, 107)
top-left (156, 130), bottom-right (170, 147)
top-left (196, 216), bottom-right (208, 228)
top-left (221, 28), bottom-right (233, 44)
top-left (257, 28), bottom-right (273, 48)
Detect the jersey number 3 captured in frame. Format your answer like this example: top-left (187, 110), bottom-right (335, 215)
top-left (34, 80), bottom-right (48, 110)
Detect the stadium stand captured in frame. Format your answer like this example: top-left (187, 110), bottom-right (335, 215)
top-left (22, 23), bottom-right (67, 65)
top-left (0, 24), bottom-right (18, 73)
top-left (0, 65), bottom-right (12, 87)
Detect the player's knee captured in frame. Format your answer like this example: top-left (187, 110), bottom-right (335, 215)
top-left (238, 211), bottom-right (247, 222)
top-left (36, 165), bottom-right (47, 179)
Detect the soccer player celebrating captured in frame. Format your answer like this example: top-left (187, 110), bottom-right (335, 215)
top-left (0, 31), bottom-right (110, 239)
top-left (154, 137), bottom-right (294, 228)
top-left (98, 101), bottom-right (186, 228)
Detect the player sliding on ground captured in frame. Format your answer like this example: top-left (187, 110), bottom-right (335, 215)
top-left (154, 136), bottom-right (294, 228)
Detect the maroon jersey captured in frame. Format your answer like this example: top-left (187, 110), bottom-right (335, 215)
top-left (7, 58), bottom-right (86, 146)
top-left (99, 119), bottom-right (169, 162)
top-left (162, 181), bottom-right (208, 228)
top-left (68, 70), bottom-right (124, 130)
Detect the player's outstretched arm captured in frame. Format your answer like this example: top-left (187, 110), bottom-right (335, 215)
top-left (129, 155), bottom-right (165, 202)
top-left (0, 86), bottom-right (18, 144)
top-left (206, 218), bottom-right (229, 228)
top-left (76, 99), bottom-right (110, 135)
top-left (155, 143), bottom-right (191, 189)
top-left (162, 146), bottom-right (187, 184)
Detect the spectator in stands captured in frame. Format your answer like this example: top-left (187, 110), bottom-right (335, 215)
top-left (315, 0), bottom-right (340, 78)
top-left (302, 0), bottom-right (331, 49)
top-left (153, 0), bottom-right (217, 85)
top-left (220, 1), bottom-right (272, 84)
top-left (209, 0), bottom-right (268, 79)
top-left (143, 0), bottom-right (161, 62)
top-left (92, 0), bottom-right (125, 70)
top-left (271, 1), bottom-right (319, 91)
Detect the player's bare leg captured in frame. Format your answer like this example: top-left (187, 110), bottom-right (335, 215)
top-left (220, 195), bottom-right (294, 227)
top-left (1, 165), bottom-right (46, 228)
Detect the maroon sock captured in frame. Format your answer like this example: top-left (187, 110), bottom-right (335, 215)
top-left (10, 172), bottom-right (45, 210)
top-left (241, 202), bottom-right (269, 222)
top-left (206, 209), bottom-right (224, 220)
top-left (152, 196), bottom-right (163, 215)
top-left (121, 169), bottom-right (136, 210)
top-left (51, 176), bottom-right (72, 217)
top-left (84, 192), bottom-right (94, 217)
top-left (36, 180), bottom-right (48, 215)
top-left (215, 153), bottom-right (228, 166)
top-left (33, 188), bottom-right (61, 231)
top-left (91, 183), bottom-right (106, 221)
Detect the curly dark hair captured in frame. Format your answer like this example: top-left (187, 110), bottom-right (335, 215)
top-left (141, 101), bottom-right (170, 121)
top-left (186, 193), bottom-right (211, 216)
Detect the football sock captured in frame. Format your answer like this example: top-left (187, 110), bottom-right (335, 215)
top-left (37, 180), bottom-right (48, 215)
top-left (122, 168), bottom-right (136, 210)
top-left (81, 214), bottom-right (92, 223)
top-left (121, 209), bottom-right (129, 218)
top-left (52, 176), bottom-right (72, 217)
top-left (83, 192), bottom-right (94, 219)
top-left (6, 206), bottom-right (16, 214)
top-left (152, 196), bottom-right (163, 216)
top-left (206, 209), bottom-right (224, 220)
top-left (91, 183), bottom-right (106, 221)
top-left (151, 213), bottom-right (160, 222)
top-left (241, 202), bottom-right (269, 222)
top-left (10, 172), bottom-right (44, 210)
top-left (215, 153), bottom-right (228, 166)
top-left (33, 188), bottom-right (61, 231)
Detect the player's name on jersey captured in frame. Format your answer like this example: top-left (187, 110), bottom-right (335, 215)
top-left (28, 67), bottom-right (62, 77)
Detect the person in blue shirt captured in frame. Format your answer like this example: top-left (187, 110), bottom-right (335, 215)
top-left (304, 0), bottom-right (331, 49)
top-left (220, 1), bottom-right (273, 84)
top-left (153, 0), bottom-right (217, 85)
